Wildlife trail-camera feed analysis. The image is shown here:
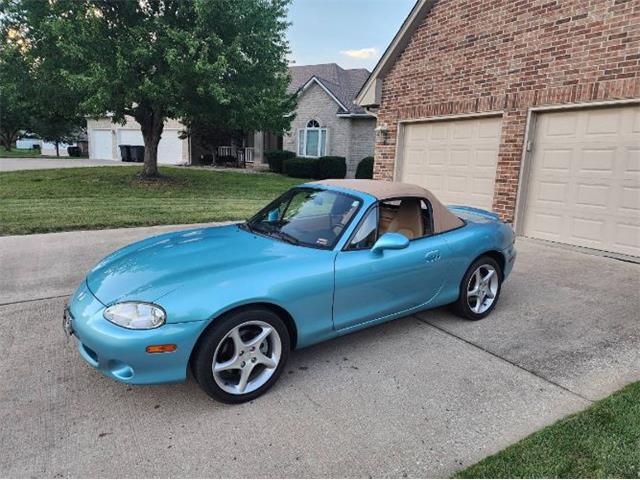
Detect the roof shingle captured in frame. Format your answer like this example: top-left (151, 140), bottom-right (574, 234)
top-left (288, 63), bottom-right (371, 115)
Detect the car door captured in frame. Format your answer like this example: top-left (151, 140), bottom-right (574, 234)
top-left (333, 202), bottom-right (451, 331)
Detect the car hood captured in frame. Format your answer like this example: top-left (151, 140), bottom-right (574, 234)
top-left (86, 224), bottom-right (288, 305)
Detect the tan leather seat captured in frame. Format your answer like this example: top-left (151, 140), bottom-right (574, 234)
top-left (386, 198), bottom-right (423, 239)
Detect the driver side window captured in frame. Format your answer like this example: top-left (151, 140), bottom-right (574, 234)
top-left (347, 207), bottom-right (378, 250)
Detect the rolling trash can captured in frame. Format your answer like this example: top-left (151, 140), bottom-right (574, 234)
top-left (119, 145), bottom-right (132, 162)
top-left (131, 145), bottom-right (145, 163)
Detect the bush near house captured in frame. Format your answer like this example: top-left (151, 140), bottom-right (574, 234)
top-left (283, 156), bottom-right (346, 180)
top-left (356, 156), bottom-right (374, 179)
top-left (264, 150), bottom-right (296, 173)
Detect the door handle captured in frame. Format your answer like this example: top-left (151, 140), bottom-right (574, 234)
top-left (425, 250), bottom-right (441, 262)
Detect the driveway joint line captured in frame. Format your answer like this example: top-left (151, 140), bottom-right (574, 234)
top-left (0, 293), bottom-right (71, 307)
top-left (415, 316), bottom-right (595, 404)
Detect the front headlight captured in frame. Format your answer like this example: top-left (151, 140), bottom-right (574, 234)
top-left (103, 302), bottom-right (166, 329)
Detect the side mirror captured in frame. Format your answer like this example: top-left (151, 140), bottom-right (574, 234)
top-left (372, 232), bottom-right (410, 254)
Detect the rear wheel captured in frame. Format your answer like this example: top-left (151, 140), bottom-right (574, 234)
top-left (192, 308), bottom-right (290, 403)
top-left (452, 256), bottom-right (502, 320)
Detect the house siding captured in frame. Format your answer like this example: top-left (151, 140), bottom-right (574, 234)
top-left (375, 0), bottom-right (640, 221)
top-left (284, 82), bottom-right (375, 177)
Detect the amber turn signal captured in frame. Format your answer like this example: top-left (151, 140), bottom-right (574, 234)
top-left (146, 344), bottom-right (177, 353)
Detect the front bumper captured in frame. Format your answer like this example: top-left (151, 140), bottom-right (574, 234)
top-left (67, 281), bottom-right (206, 385)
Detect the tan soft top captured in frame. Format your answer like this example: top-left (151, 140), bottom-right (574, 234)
top-left (309, 179), bottom-right (464, 234)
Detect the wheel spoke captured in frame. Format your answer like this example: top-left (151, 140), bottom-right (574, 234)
top-left (213, 356), bottom-right (240, 373)
top-left (229, 327), bottom-right (246, 352)
top-left (482, 269), bottom-right (495, 283)
top-left (468, 286), bottom-right (479, 297)
top-left (473, 294), bottom-right (485, 313)
top-left (246, 326), bottom-right (272, 349)
top-left (256, 352), bottom-right (277, 369)
top-left (237, 364), bottom-right (254, 393)
top-left (486, 289), bottom-right (495, 299)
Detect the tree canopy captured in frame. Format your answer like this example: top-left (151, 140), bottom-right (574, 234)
top-left (8, 0), bottom-right (294, 175)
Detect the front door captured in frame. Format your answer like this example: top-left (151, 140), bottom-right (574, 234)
top-left (333, 228), bottom-right (451, 331)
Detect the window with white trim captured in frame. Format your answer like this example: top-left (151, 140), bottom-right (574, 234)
top-left (298, 119), bottom-right (327, 157)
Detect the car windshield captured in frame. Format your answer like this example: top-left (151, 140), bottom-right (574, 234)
top-left (245, 188), bottom-right (362, 249)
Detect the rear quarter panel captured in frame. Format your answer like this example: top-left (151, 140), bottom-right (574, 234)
top-left (439, 215), bottom-right (515, 305)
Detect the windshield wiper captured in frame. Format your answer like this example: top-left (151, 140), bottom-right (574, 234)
top-left (270, 230), bottom-right (300, 246)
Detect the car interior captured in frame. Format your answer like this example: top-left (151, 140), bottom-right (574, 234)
top-left (378, 198), bottom-right (433, 240)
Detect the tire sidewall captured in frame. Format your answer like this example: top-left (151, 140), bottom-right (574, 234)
top-left (457, 256), bottom-right (502, 321)
top-left (193, 308), bottom-right (290, 404)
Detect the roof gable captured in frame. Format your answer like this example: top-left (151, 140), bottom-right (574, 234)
top-left (355, 0), bottom-right (438, 108)
top-left (289, 63), bottom-right (373, 116)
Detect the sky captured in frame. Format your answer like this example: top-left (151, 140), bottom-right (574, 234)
top-left (286, 0), bottom-right (417, 71)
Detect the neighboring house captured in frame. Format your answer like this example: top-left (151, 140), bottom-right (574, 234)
top-left (357, 0), bottom-right (640, 258)
top-left (284, 63), bottom-right (376, 176)
top-left (86, 115), bottom-right (278, 167)
top-left (86, 116), bottom-right (190, 165)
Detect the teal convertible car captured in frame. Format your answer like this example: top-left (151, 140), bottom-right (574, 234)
top-left (65, 179), bottom-right (516, 403)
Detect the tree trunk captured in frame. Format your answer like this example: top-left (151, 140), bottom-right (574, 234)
top-left (55, 141), bottom-right (59, 157)
top-left (137, 108), bottom-right (165, 177)
top-left (1, 129), bottom-right (17, 151)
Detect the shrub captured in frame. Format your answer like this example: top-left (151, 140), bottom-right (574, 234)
top-left (283, 155), bottom-right (347, 179)
top-left (355, 156), bottom-right (374, 179)
top-left (316, 156), bottom-right (346, 180)
top-left (215, 155), bottom-right (237, 166)
top-left (264, 150), bottom-right (295, 173)
top-left (283, 157), bottom-right (317, 178)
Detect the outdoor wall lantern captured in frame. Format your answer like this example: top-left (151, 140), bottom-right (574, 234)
top-left (375, 123), bottom-right (389, 145)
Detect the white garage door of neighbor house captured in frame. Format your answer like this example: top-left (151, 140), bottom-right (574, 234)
top-left (158, 129), bottom-right (183, 165)
top-left (399, 116), bottom-right (502, 210)
top-left (521, 105), bottom-right (640, 257)
top-left (91, 129), bottom-right (113, 160)
top-left (117, 128), bottom-right (182, 165)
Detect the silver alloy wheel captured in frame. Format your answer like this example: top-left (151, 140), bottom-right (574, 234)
top-left (466, 264), bottom-right (499, 314)
top-left (212, 320), bottom-right (282, 395)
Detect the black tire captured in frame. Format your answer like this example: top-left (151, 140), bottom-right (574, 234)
top-left (452, 255), bottom-right (502, 321)
top-left (192, 307), bottom-right (290, 404)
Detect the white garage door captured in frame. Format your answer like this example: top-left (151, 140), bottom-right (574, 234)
top-left (158, 129), bottom-right (183, 165)
top-left (398, 116), bottom-right (502, 210)
top-left (521, 105), bottom-right (640, 257)
top-left (91, 129), bottom-right (113, 160)
top-left (117, 128), bottom-right (182, 165)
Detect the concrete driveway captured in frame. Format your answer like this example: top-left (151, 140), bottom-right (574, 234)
top-left (0, 157), bottom-right (126, 172)
top-left (1, 225), bottom-right (638, 477)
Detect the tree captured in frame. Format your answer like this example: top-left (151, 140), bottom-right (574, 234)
top-left (13, 0), bottom-right (294, 177)
top-left (0, 38), bottom-right (34, 151)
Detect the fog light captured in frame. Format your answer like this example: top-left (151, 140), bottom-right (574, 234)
top-left (146, 344), bottom-right (177, 353)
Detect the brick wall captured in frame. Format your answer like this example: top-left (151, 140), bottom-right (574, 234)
top-left (375, 0), bottom-right (640, 220)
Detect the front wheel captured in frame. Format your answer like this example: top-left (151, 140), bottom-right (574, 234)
top-left (192, 308), bottom-right (290, 403)
top-left (452, 256), bottom-right (502, 320)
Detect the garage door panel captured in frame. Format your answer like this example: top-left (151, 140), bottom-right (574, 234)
top-left (540, 149), bottom-right (572, 172)
top-left (522, 104), bottom-right (640, 257)
top-left (399, 117), bottom-right (501, 210)
top-left (91, 130), bottom-right (113, 160)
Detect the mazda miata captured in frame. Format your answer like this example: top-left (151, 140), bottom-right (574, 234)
top-left (65, 179), bottom-right (516, 403)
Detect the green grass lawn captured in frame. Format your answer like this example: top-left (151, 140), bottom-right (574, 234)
top-left (0, 166), bottom-right (299, 235)
top-left (456, 381), bottom-right (640, 478)
top-left (0, 149), bottom-right (67, 159)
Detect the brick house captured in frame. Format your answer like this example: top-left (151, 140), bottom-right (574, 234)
top-left (284, 64), bottom-right (376, 176)
top-left (356, 0), bottom-right (639, 257)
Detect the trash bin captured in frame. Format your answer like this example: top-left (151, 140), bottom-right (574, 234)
top-left (130, 145), bottom-right (145, 163)
top-left (119, 145), bottom-right (132, 162)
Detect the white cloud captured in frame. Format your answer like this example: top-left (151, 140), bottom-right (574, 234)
top-left (340, 47), bottom-right (378, 59)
